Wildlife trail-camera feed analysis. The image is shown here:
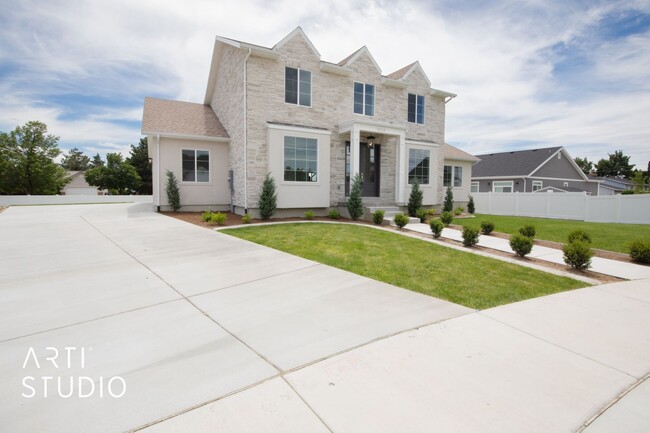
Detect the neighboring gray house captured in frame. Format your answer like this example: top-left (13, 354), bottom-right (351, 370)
top-left (589, 176), bottom-right (634, 195)
top-left (142, 27), bottom-right (474, 216)
top-left (471, 146), bottom-right (599, 195)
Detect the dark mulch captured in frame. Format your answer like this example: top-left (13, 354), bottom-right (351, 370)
top-left (161, 211), bottom-right (372, 229)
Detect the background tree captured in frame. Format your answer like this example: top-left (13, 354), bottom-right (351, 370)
top-left (574, 157), bottom-right (593, 175)
top-left (126, 137), bottom-right (152, 194)
top-left (346, 173), bottom-right (364, 220)
top-left (0, 121), bottom-right (69, 194)
top-left (91, 153), bottom-right (105, 168)
top-left (595, 150), bottom-right (635, 179)
top-left (631, 170), bottom-right (648, 193)
top-left (60, 147), bottom-right (91, 171)
top-left (85, 153), bottom-right (141, 194)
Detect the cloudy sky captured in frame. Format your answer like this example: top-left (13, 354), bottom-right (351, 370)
top-left (1, 0), bottom-right (649, 168)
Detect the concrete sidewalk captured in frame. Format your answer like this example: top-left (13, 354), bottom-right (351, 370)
top-left (405, 223), bottom-right (650, 280)
top-left (1, 203), bottom-right (648, 432)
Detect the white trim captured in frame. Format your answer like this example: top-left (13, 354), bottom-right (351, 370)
top-left (353, 81), bottom-right (375, 117)
top-left (243, 47), bottom-right (251, 212)
top-left (381, 77), bottom-right (408, 89)
top-left (529, 176), bottom-right (591, 182)
top-left (320, 62), bottom-right (351, 76)
top-left (407, 145), bottom-right (432, 186)
top-left (532, 180), bottom-right (543, 191)
top-left (267, 123), bottom-right (331, 136)
top-left (280, 136), bottom-right (320, 186)
top-left (472, 175), bottom-right (590, 181)
top-left (180, 148), bottom-right (211, 184)
top-left (142, 131), bottom-right (230, 143)
top-left (274, 26), bottom-right (321, 59)
top-left (339, 119), bottom-right (406, 135)
top-left (470, 181), bottom-right (479, 193)
top-left (453, 165), bottom-right (463, 187)
top-left (492, 180), bottom-right (514, 193)
top-left (407, 93), bottom-right (425, 125)
top-left (430, 88), bottom-right (457, 99)
top-left (284, 66), bottom-right (312, 108)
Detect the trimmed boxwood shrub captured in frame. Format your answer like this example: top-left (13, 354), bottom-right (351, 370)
top-left (461, 226), bottom-right (480, 247)
top-left (480, 221), bottom-right (495, 235)
top-left (454, 207), bottom-right (464, 216)
top-left (563, 240), bottom-right (593, 270)
top-left (241, 213), bottom-right (252, 224)
top-left (567, 229), bottom-right (592, 244)
top-left (372, 209), bottom-right (385, 225)
top-left (416, 208), bottom-right (427, 223)
top-left (328, 209), bottom-right (340, 219)
top-left (629, 239), bottom-right (650, 264)
top-left (509, 234), bottom-right (534, 257)
top-left (201, 211), bottom-right (212, 222)
top-left (211, 212), bottom-right (227, 225)
top-left (393, 213), bottom-right (410, 229)
top-left (304, 210), bottom-right (315, 220)
top-left (430, 219), bottom-right (443, 238)
top-left (440, 211), bottom-right (453, 226)
top-left (519, 224), bottom-right (536, 239)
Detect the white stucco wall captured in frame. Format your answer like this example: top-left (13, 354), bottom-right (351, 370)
top-left (406, 141), bottom-right (440, 206)
top-left (444, 159), bottom-right (474, 203)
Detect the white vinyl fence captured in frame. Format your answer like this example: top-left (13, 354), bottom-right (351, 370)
top-left (0, 195), bottom-right (152, 206)
top-left (472, 192), bottom-right (650, 224)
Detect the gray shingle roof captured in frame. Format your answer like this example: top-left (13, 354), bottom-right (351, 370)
top-left (141, 97), bottom-right (229, 138)
top-left (472, 146), bottom-right (562, 177)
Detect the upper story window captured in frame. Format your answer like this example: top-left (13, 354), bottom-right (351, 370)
top-left (285, 67), bottom-right (311, 107)
top-left (182, 149), bottom-right (209, 182)
top-left (408, 148), bottom-right (430, 184)
top-left (284, 136), bottom-right (317, 182)
top-left (408, 93), bottom-right (425, 124)
top-left (354, 82), bottom-right (375, 116)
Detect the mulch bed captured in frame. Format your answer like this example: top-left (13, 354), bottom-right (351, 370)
top-left (161, 211), bottom-right (373, 229)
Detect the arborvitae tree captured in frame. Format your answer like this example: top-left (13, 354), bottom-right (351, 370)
top-left (407, 178), bottom-right (423, 217)
top-left (259, 173), bottom-right (277, 220)
top-left (164, 170), bottom-right (181, 211)
top-left (467, 195), bottom-right (475, 214)
top-left (347, 173), bottom-right (364, 220)
top-left (443, 186), bottom-right (454, 212)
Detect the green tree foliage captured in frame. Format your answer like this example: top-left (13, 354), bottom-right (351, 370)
top-left (407, 178), bottom-right (423, 217)
top-left (164, 170), bottom-right (181, 211)
top-left (443, 186), bottom-right (454, 212)
top-left (595, 150), bottom-right (635, 179)
top-left (631, 170), bottom-right (648, 193)
top-left (84, 153), bottom-right (141, 194)
top-left (126, 137), bottom-right (152, 194)
top-left (347, 173), bottom-right (364, 220)
top-left (91, 153), bottom-right (105, 168)
top-left (467, 195), bottom-right (475, 214)
top-left (573, 157), bottom-right (593, 175)
top-left (60, 147), bottom-right (91, 171)
top-left (0, 121), bottom-right (69, 195)
top-left (259, 173), bottom-right (278, 220)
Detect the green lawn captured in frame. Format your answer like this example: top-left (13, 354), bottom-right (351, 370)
top-left (222, 223), bottom-right (586, 310)
top-left (454, 214), bottom-right (650, 254)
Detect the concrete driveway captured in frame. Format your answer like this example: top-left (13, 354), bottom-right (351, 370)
top-left (1, 203), bottom-right (648, 432)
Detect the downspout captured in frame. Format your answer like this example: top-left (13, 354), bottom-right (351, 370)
top-left (156, 134), bottom-right (161, 212)
top-left (523, 177), bottom-right (526, 193)
top-left (243, 48), bottom-right (252, 214)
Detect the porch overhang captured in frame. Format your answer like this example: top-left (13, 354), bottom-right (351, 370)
top-left (339, 119), bottom-right (406, 137)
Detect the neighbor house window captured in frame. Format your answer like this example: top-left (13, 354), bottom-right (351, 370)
top-left (285, 67), bottom-right (312, 106)
top-left (454, 166), bottom-right (463, 187)
top-left (471, 181), bottom-right (479, 193)
top-left (182, 149), bottom-right (209, 182)
top-left (354, 82), bottom-right (375, 116)
top-left (408, 148), bottom-right (430, 184)
top-left (408, 93), bottom-right (425, 124)
top-left (284, 136), bottom-right (317, 182)
top-left (532, 180), bottom-right (543, 191)
top-left (443, 165), bottom-right (452, 187)
top-left (493, 181), bottom-right (513, 193)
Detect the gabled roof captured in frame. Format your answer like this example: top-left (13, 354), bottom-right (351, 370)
top-left (274, 26), bottom-right (320, 58)
top-left (386, 61), bottom-right (431, 87)
top-left (472, 146), bottom-right (563, 177)
top-left (338, 46), bottom-right (381, 73)
top-left (142, 97), bottom-right (229, 139)
top-left (442, 143), bottom-right (480, 162)
top-left (534, 186), bottom-right (588, 193)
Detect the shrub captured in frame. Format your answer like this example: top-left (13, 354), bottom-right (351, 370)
top-left (393, 213), bottom-right (409, 229)
top-left (328, 209), bottom-right (340, 219)
top-left (621, 190), bottom-right (634, 195)
top-left (304, 210), bottom-right (315, 220)
top-left (567, 230), bottom-right (592, 244)
top-left (241, 213), bottom-right (252, 224)
top-left (440, 211), bottom-right (453, 226)
top-left (519, 224), bottom-right (536, 239)
top-left (408, 178), bottom-right (423, 217)
top-left (443, 186), bottom-right (454, 212)
top-left (165, 170), bottom-right (181, 212)
top-left (259, 173), bottom-right (277, 221)
top-left (347, 173), bottom-right (364, 221)
top-left (430, 219), bottom-right (443, 238)
top-left (427, 208), bottom-right (437, 216)
top-left (372, 209), bottom-right (385, 225)
top-left (201, 211), bottom-right (212, 222)
top-left (454, 207), bottom-right (464, 216)
top-left (480, 221), bottom-right (495, 235)
top-left (461, 226), bottom-right (480, 247)
top-left (416, 208), bottom-right (427, 223)
top-left (467, 195), bottom-right (475, 214)
top-left (211, 211), bottom-right (227, 225)
top-left (509, 234), bottom-right (534, 257)
top-left (563, 240), bottom-right (593, 270)
top-left (629, 238), bottom-right (650, 264)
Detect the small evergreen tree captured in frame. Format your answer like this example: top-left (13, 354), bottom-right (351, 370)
top-left (443, 186), bottom-right (454, 212)
top-left (165, 170), bottom-right (181, 212)
top-left (347, 173), bottom-right (364, 220)
top-left (467, 195), bottom-right (475, 214)
top-left (259, 173), bottom-right (277, 220)
top-left (407, 178), bottom-right (423, 217)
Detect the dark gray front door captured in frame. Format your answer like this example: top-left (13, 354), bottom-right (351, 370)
top-left (345, 141), bottom-right (381, 197)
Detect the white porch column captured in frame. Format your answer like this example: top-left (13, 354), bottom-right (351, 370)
top-left (350, 125), bottom-right (361, 179)
top-left (397, 132), bottom-right (407, 204)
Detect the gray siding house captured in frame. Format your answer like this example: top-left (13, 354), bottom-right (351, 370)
top-left (471, 146), bottom-right (599, 195)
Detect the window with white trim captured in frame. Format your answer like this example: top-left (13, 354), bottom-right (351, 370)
top-left (532, 180), bottom-right (543, 191)
top-left (493, 181), bottom-right (513, 193)
top-left (285, 67), bottom-right (311, 106)
top-left (354, 82), bottom-right (375, 116)
top-left (407, 93), bottom-right (425, 124)
top-left (284, 136), bottom-right (317, 182)
top-left (443, 165), bottom-right (463, 187)
top-left (182, 149), bottom-right (209, 182)
top-left (443, 165), bottom-right (452, 187)
top-left (471, 181), bottom-right (479, 193)
top-left (408, 148), bottom-right (430, 184)
top-left (454, 166), bottom-right (463, 187)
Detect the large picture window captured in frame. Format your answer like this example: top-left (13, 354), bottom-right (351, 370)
top-left (285, 67), bottom-right (312, 107)
top-left (408, 148), bottom-right (430, 184)
top-left (407, 93), bottom-right (425, 124)
top-left (354, 82), bottom-right (375, 116)
top-left (182, 149), bottom-right (209, 182)
top-left (284, 136), bottom-right (317, 182)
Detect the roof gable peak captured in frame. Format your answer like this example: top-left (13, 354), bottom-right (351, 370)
top-left (274, 26), bottom-right (321, 59)
top-left (387, 61), bottom-right (431, 86)
top-left (338, 46), bottom-right (381, 74)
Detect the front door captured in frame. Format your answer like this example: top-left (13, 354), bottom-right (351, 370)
top-left (345, 141), bottom-right (380, 197)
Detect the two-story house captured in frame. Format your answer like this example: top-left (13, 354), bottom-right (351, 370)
top-left (142, 27), bottom-right (465, 217)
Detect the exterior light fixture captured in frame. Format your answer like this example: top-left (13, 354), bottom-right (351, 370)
top-left (367, 135), bottom-right (376, 148)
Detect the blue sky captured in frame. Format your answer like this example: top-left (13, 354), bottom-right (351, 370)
top-left (1, 0), bottom-right (649, 169)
